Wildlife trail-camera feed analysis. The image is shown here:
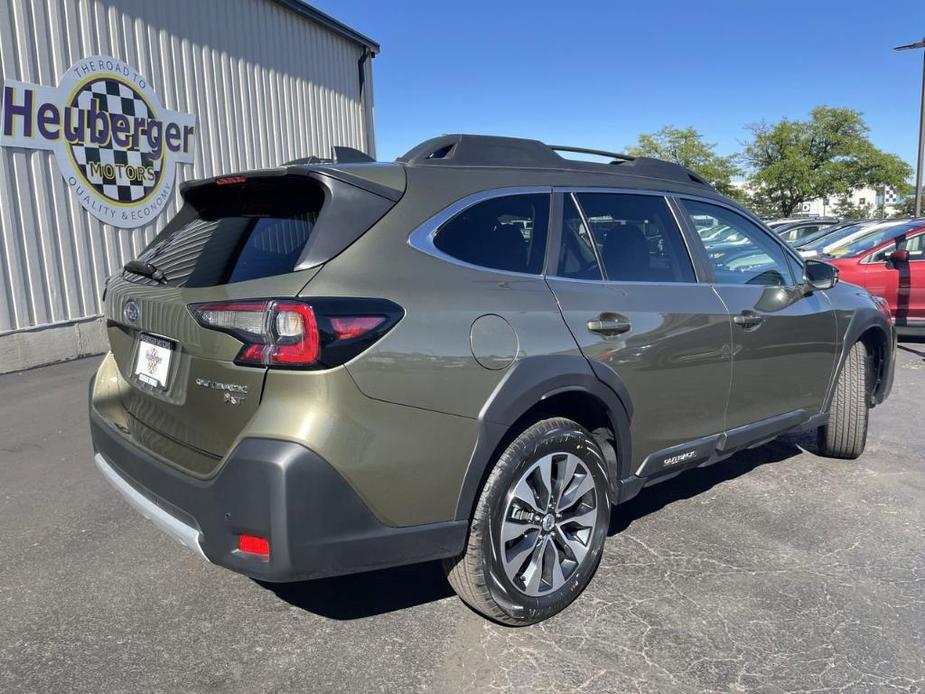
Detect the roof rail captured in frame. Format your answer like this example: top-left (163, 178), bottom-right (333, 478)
top-left (548, 144), bottom-right (635, 162)
top-left (397, 134), bottom-right (711, 188)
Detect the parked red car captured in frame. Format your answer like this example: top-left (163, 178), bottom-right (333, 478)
top-left (822, 220), bottom-right (925, 331)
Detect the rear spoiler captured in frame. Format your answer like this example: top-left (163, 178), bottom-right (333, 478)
top-left (180, 163), bottom-right (404, 202)
top-left (284, 146), bottom-right (375, 166)
top-left (176, 167), bottom-right (405, 271)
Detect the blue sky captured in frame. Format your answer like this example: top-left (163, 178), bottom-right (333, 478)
top-left (314, 1), bottom-right (925, 172)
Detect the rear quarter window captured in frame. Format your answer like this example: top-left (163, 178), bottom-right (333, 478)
top-left (433, 193), bottom-right (550, 274)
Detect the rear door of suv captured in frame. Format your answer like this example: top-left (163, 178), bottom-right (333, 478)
top-left (546, 190), bottom-right (732, 477)
top-left (677, 198), bottom-right (839, 433)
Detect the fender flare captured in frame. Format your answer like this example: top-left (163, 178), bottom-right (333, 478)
top-left (826, 307), bottom-right (895, 411)
top-left (453, 354), bottom-right (633, 521)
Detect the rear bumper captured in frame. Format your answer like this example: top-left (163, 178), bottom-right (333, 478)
top-left (89, 404), bottom-right (467, 582)
top-left (94, 452), bottom-right (207, 559)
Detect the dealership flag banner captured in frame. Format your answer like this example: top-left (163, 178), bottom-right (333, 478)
top-left (0, 56), bottom-right (197, 228)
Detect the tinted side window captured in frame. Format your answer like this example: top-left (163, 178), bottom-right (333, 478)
top-left (433, 194), bottom-right (549, 274)
top-left (574, 193), bottom-right (695, 283)
top-left (556, 195), bottom-right (602, 280)
top-left (683, 200), bottom-right (794, 287)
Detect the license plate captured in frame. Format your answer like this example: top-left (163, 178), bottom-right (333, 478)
top-left (134, 335), bottom-right (174, 389)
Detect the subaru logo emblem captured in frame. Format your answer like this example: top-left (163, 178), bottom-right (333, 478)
top-left (124, 300), bottom-right (140, 323)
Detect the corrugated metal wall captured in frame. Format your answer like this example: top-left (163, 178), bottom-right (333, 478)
top-left (0, 0), bottom-right (374, 334)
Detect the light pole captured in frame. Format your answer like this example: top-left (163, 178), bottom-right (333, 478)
top-left (895, 38), bottom-right (925, 217)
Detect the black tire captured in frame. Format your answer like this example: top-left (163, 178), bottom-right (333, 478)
top-left (444, 418), bottom-right (610, 626)
top-left (817, 340), bottom-right (869, 459)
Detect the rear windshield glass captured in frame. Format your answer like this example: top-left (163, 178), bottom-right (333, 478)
top-left (125, 177), bottom-right (324, 287)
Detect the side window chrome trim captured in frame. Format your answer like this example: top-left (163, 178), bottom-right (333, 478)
top-left (407, 186), bottom-right (552, 278)
top-left (548, 275), bottom-right (705, 287)
top-left (552, 186), bottom-right (670, 196)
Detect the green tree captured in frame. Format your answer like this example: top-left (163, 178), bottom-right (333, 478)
top-left (743, 107), bottom-right (912, 217)
top-left (832, 195), bottom-right (875, 220)
top-left (626, 126), bottom-right (744, 199)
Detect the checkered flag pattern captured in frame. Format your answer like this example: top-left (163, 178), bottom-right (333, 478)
top-left (69, 78), bottom-right (162, 203)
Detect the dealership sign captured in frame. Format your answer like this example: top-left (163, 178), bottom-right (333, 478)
top-left (0, 56), bottom-right (196, 228)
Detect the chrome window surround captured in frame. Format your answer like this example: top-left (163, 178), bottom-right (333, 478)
top-left (407, 186), bottom-right (553, 278)
top-left (407, 185), bottom-right (705, 283)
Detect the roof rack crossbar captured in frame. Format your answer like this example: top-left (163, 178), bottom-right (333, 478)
top-left (548, 145), bottom-right (635, 162)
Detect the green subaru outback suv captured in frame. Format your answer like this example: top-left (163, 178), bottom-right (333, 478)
top-left (90, 134), bottom-right (896, 625)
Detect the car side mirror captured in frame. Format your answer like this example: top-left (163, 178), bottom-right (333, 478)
top-left (803, 259), bottom-right (839, 293)
top-left (888, 249), bottom-right (910, 265)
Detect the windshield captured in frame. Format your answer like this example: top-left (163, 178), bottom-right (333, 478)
top-left (828, 222), bottom-right (924, 258)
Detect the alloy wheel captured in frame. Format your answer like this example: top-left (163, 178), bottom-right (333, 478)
top-left (498, 452), bottom-right (599, 597)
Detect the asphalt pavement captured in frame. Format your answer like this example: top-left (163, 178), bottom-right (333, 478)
top-left (1, 344), bottom-right (924, 693)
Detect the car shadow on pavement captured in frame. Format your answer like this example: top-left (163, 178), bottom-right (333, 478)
top-left (255, 559), bottom-right (455, 620)
top-left (608, 435), bottom-right (810, 536)
top-left (897, 335), bottom-right (925, 360)
top-left (259, 436), bottom-right (812, 621)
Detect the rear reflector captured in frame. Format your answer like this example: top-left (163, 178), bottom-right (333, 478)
top-left (238, 534), bottom-right (270, 557)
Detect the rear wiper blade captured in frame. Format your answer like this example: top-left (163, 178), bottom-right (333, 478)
top-left (123, 259), bottom-right (168, 283)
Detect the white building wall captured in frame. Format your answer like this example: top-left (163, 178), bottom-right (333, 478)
top-left (0, 0), bottom-right (375, 349)
top-left (797, 186), bottom-right (899, 217)
top-left (730, 180), bottom-right (902, 218)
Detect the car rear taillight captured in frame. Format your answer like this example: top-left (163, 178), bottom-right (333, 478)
top-left (189, 298), bottom-right (403, 369)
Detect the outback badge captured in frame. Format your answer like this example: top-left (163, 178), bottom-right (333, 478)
top-left (195, 378), bottom-right (248, 406)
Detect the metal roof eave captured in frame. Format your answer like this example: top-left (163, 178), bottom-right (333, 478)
top-left (269, 0), bottom-right (380, 53)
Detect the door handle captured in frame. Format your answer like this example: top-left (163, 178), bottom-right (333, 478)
top-left (587, 314), bottom-right (631, 337)
top-left (733, 310), bottom-right (764, 330)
